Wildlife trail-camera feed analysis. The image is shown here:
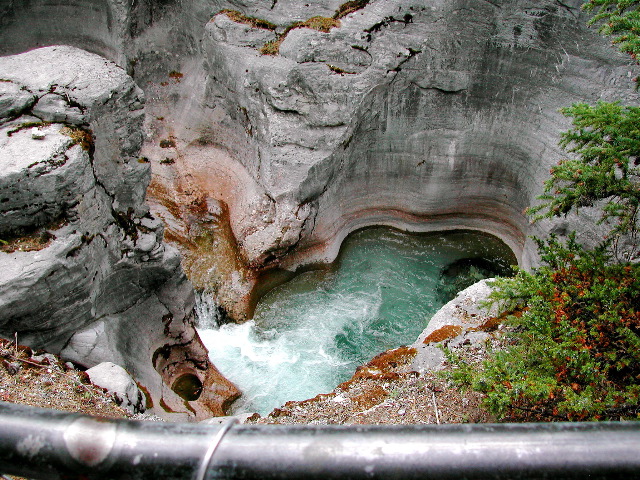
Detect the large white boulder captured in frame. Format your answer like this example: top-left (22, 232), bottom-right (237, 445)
top-left (86, 362), bottom-right (145, 414)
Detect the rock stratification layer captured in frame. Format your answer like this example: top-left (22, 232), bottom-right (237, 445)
top-left (1, 1), bottom-right (639, 316)
top-left (0, 46), bottom-right (239, 420)
top-left (198, 0), bottom-right (639, 272)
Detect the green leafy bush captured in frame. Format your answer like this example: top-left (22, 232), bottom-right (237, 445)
top-left (455, 98), bottom-right (640, 421)
top-left (449, 1), bottom-right (640, 419)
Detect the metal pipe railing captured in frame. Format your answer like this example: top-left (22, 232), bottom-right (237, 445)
top-left (1, 401), bottom-right (639, 480)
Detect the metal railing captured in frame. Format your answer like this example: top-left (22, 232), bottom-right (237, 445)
top-left (1, 401), bottom-right (639, 479)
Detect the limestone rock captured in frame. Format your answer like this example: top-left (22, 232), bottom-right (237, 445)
top-left (198, 0), bottom-right (640, 273)
top-left (2, 1), bottom-right (639, 323)
top-left (0, 46), bottom-right (240, 420)
top-left (411, 279), bottom-right (498, 374)
top-left (0, 123), bottom-right (93, 235)
top-left (86, 362), bottom-right (145, 414)
top-left (0, 81), bottom-right (35, 120)
top-left (32, 93), bottom-right (87, 125)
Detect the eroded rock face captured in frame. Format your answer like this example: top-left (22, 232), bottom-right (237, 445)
top-left (1, 1), bottom-right (638, 320)
top-left (200, 0), bottom-right (639, 273)
top-left (0, 46), bottom-right (239, 420)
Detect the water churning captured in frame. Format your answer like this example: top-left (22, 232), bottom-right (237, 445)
top-left (198, 228), bottom-right (515, 415)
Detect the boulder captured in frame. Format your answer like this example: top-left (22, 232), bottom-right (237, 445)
top-left (0, 81), bottom-right (36, 120)
top-left (411, 279), bottom-right (498, 374)
top-left (86, 362), bottom-right (145, 414)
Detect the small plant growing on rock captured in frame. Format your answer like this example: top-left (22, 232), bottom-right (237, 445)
top-left (297, 16), bottom-right (341, 33)
top-left (470, 236), bottom-right (640, 421)
top-left (259, 15), bottom-right (340, 55)
top-left (159, 138), bottom-right (176, 148)
top-left (0, 218), bottom-right (67, 254)
top-left (60, 126), bottom-right (93, 152)
top-left (327, 64), bottom-right (356, 75)
top-left (334, 0), bottom-right (371, 19)
top-left (217, 9), bottom-right (277, 30)
top-left (168, 70), bottom-right (184, 82)
top-left (260, 37), bottom-right (285, 55)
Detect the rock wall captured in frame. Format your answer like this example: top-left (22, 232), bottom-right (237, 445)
top-left (1, 0), bottom-right (639, 316)
top-left (0, 46), bottom-right (239, 420)
top-left (199, 0), bottom-right (639, 272)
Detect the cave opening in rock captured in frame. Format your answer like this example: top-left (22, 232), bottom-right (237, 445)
top-left (197, 227), bottom-right (516, 415)
top-left (171, 373), bottom-right (203, 402)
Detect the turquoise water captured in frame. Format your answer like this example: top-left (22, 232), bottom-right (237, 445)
top-left (198, 228), bottom-right (515, 415)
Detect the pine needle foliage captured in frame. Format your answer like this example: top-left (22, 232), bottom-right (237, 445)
top-left (528, 101), bottom-right (640, 254)
top-left (468, 236), bottom-right (640, 421)
top-left (455, 106), bottom-right (640, 421)
top-left (446, 2), bottom-right (640, 422)
top-left (584, 0), bottom-right (640, 74)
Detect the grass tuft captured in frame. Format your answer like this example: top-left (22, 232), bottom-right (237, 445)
top-left (327, 64), bottom-right (356, 74)
top-left (298, 16), bottom-right (341, 33)
top-left (60, 126), bottom-right (93, 152)
top-left (217, 9), bottom-right (277, 30)
top-left (334, 0), bottom-right (371, 19)
top-left (260, 37), bottom-right (285, 55)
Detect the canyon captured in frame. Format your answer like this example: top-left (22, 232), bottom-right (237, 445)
top-left (0, 0), bottom-right (638, 418)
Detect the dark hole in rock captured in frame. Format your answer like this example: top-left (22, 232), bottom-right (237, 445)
top-left (436, 257), bottom-right (514, 304)
top-left (171, 373), bottom-right (203, 401)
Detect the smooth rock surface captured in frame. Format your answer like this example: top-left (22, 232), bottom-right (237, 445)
top-left (1, 1), bottom-right (639, 318)
top-left (51, 0), bottom-right (635, 306)
top-left (86, 362), bottom-right (145, 414)
top-left (411, 279), bottom-right (498, 374)
top-left (201, 0), bottom-right (640, 270)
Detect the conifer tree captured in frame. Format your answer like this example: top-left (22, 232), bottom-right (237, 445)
top-left (449, 1), bottom-right (640, 422)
